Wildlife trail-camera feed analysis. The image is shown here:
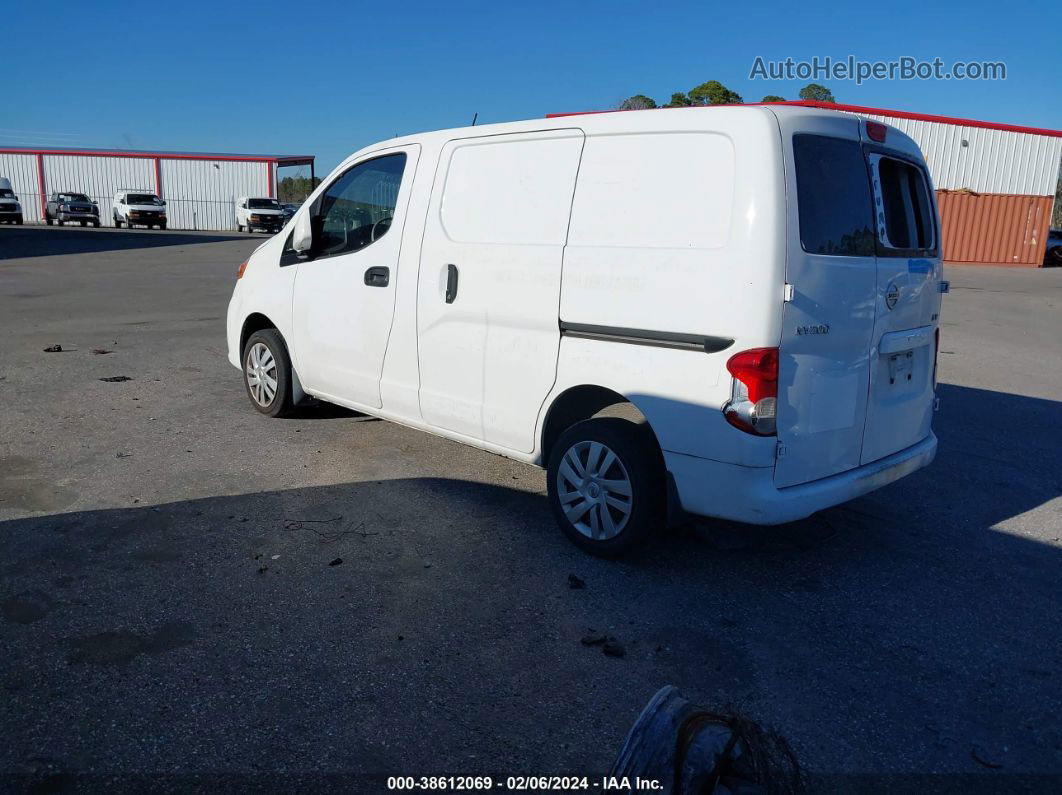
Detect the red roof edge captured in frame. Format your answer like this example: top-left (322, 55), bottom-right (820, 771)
top-left (547, 100), bottom-right (1062, 138)
top-left (0, 146), bottom-right (316, 163)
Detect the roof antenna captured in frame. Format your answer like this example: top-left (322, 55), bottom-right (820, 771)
top-left (471, 113), bottom-right (478, 126)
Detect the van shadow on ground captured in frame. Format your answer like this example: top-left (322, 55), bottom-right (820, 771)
top-left (0, 383), bottom-right (1059, 785)
top-left (0, 226), bottom-right (248, 260)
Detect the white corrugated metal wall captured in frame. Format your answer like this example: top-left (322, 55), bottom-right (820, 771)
top-left (847, 113), bottom-right (1062, 196)
top-left (43, 155), bottom-right (155, 225)
top-left (159, 159), bottom-right (271, 231)
top-left (0, 153), bottom-right (43, 223)
top-left (1, 152), bottom-right (276, 230)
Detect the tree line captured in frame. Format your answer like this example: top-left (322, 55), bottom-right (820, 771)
top-left (618, 81), bottom-right (836, 110)
top-left (277, 175), bottom-right (322, 204)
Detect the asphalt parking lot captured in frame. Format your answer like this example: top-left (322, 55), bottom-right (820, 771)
top-left (1, 225), bottom-right (1061, 790)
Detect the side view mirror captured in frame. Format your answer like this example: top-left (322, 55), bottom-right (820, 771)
top-left (160, 200), bottom-right (167, 206)
top-left (293, 211), bottom-right (313, 253)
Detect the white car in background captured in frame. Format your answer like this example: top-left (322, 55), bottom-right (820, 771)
top-left (236, 197), bottom-right (285, 234)
top-left (226, 106), bottom-right (944, 556)
top-left (113, 190), bottom-right (168, 229)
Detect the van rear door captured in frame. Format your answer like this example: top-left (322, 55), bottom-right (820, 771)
top-left (859, 138), bottom-right (941, 464)
top-left (774, 122), bottom-right (878, 489)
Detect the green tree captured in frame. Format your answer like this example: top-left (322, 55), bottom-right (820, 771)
top-left (798, 83), bottom-right (836, 102)
top-left (618, 94), bottom-right (657, 110)
top-left (761, 94), bottom-right (786, 102)
top-left (687, 80), bottom-right (743, 106)
top-left (277, 175), bottom-right (322, 204)
top-left (664, 92), bottom-right (693, 107)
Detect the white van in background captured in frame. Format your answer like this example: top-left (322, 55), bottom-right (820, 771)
top-left (225, 106), bottom-right (944, 556)
top-left (235, 197), bottom-right (285, 234)
top-left (113, 190), bottom-right (167, 229)
top-left (0, 177), bottom-right (23, 224)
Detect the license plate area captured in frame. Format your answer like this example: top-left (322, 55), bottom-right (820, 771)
top-left (887, 351), bottom-right (913, 386)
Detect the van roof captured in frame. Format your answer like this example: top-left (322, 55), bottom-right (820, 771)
top-left (333, 104), bottom-right (906, 174)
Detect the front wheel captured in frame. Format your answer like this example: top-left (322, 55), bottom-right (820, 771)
top-left (546, 417), bottom-right (665, 557)
top-left (242, 329), bottom-right (294, 417)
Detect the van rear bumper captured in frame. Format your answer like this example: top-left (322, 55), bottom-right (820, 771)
top-left (665, 432), bottom-right (937, 525)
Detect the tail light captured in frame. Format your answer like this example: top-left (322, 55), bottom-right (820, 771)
top-left (236, 260), bottom-right (248, 279)
top-left (723, 347), bottom-right (778, 436)
top-left (866, 121), bottom-right (888, 142)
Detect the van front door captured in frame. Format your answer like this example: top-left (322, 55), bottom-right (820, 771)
top-left (416, 130), bottom-right (584, 452)
top-left (291, 146), bottom-right (419, 409)
top-left (774, 125), bottom-right (878, 488)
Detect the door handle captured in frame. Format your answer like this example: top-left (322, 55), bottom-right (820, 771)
top-left (364, 266), bottom-right (389, 287)
top-left (445, 264), bottom-right (459, 304)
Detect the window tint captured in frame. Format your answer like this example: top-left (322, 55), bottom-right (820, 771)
top-left (793, 134), bottom-right (875, 257)
top-left (876, 157), bottom-right (934, 252)
top-left (248, 198), bottom-right (279, 209)
top-left (316, 153), bottom-right (406, 258)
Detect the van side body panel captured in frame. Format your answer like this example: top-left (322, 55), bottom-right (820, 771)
top-left (551, 108), bottom-right (787, 467)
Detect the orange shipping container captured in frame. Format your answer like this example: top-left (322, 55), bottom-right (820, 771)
top-left (936, 190), bottom-right (1053, 267)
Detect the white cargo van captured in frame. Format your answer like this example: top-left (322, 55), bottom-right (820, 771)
top-left (225, 106), bottom-right (943, 555)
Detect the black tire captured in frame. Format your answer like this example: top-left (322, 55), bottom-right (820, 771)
top-left (15, 216), bottom-right (23, 225)
top-left (80, 220), bottom-right (87, 227)
top-left (1049, 247), bottom-right (1062, 267)
top-left (159, 222), bottom-right (166, 230)
top-left (92, 220), bottom-right (99, 228)
top-left (46, 216), bottom-right (53, 226)
top-left (114, 215), bottom-right (122, 228)
top-left (236, 222), bottom-right (242, 232)
top-left (546, 417), bottom-right (665, 557)
top-left (241, 328), bottom-right (294, 418)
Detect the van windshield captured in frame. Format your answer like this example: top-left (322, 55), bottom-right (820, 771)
top-left (128, 194), bottom-right (161, 205)
top-left (59, 193), bottom-right (90, 203)
top-left (0, 189), bottom-right (14, 199)
top-left (793, 135), bottom-right (875, 257)
top-left (248, 199), bottom-right (280, 209)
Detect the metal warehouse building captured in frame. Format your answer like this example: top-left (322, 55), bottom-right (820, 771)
top-left (784, 101), bottom-right (1062, 267)
top-left (0, 146), bottom-right (314, 231)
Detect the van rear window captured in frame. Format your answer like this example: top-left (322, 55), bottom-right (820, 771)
top-left (876, 157), bottom-right (935, 252)
top-left (793, 135), bottom-right (875, 257)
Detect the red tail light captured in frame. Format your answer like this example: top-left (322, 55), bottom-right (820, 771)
top-left (724, 347), bottom-right (779, 436)
top-left (866, 121), bottom-right (888, 142)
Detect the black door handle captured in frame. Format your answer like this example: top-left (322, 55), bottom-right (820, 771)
top-left (445, 264), bottom-right (459, 304)
top-left (364, 266), bottom-right (389, 287)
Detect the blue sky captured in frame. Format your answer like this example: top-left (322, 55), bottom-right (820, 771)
top-left (6, 0), bottom-right (1060, 175)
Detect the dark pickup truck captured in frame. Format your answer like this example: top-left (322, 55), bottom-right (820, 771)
top-left (46, 192), bottom-right (100, 227)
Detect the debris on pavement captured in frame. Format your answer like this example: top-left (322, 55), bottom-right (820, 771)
top-left (115, 452), bottom-right (132, 459)
top-left (328, 557), bottom-right (343, 566)
top-left (581, 632), bottom-right (607, 646)
top-left (99, 376), bottom-right (133, 383)
top-left (602, 639), bottom-right (626, 658)
top-left (91, 348), bottom-right (114, 355)
top-left (971, 747), bottom-right (1004, 769)
top-left (567, 573), bottom-right (586, 589)
top-left (43, 344), bottom-right (64, 352)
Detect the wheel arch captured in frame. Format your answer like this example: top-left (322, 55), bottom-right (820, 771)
top-left (540, 385), bottom-right (664, 465)
top-left (239, 313), bottom-right (307, 404)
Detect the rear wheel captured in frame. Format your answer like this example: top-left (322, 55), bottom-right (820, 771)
top-left (242, 329), bottom-right (293, 418)
top-left (159, 222), bottom-right (166, 230)
top-left (46, 217), bottom-right (53, 226)
top-left (92, 220), bottom-right (100, 228)
top-left (546, 417), bottom-right (664, 557)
